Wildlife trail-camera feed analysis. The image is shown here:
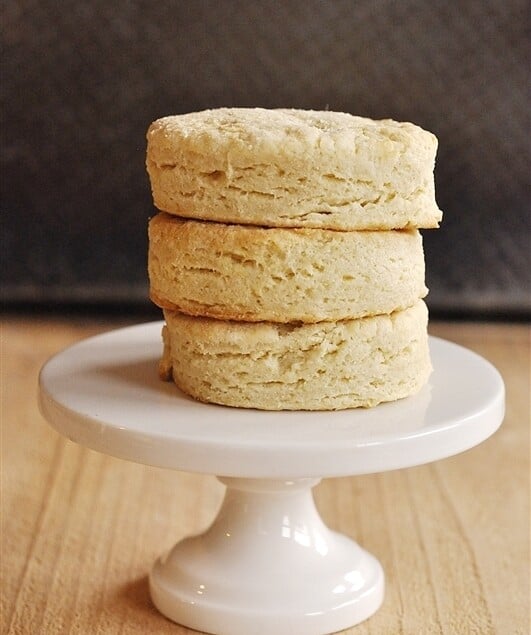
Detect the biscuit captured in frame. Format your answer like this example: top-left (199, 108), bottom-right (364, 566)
top-left (159, 300), bottom-right (431, 410)
top-left (149, 213), bottom-right (427, 323)
top-left (146, 108), bottom-right (441, 230)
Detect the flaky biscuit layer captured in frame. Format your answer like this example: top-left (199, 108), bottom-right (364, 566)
top-left (159, 300), bottom-right (431, 411)
top-left (146, 108), bottom-right (441, 230)
top-left (149, 213), bottom-right (427, 323)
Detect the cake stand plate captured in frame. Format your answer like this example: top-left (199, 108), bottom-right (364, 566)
top-left (39, 322), bottom-right (504, 635)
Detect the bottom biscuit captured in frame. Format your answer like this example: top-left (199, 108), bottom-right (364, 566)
top-left (159, 301), bottom-right (431, 411)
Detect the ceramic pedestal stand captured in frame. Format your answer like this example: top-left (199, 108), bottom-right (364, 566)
top-left (39, 323), bottom-right (504, 635)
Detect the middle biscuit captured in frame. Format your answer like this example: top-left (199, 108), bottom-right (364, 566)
top-left (149, 212), bottom-right (427, 323)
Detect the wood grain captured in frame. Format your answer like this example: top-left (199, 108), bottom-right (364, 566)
top-left (1, 317), bottom-right (529, 634)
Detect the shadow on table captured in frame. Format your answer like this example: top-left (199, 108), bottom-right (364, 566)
top-left (118, 575), bottom-right (199, 633)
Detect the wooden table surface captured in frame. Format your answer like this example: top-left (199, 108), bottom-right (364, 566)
top-left (1, 316), bottom-right (529, 635)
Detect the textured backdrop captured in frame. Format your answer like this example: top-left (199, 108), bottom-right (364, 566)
top-left (1, 0), bottom-right (529, 316)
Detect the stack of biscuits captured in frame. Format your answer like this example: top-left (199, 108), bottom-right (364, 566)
top-left (146, 108), bottom-right (441, 410)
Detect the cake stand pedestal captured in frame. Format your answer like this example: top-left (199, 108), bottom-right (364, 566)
top-left (39, 323), bottom-right (504, 635)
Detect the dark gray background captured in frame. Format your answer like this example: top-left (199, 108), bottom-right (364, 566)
top-left (2, 0), bottom-right (529, 317)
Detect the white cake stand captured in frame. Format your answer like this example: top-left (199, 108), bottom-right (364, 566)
top-left (38, 322), bottom-right (504, 635)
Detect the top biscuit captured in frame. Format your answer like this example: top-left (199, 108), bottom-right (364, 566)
top-left (146, 108), bottom-right (441, 230)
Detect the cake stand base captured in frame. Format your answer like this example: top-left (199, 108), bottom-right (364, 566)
top-left (149, 477), bottom-right (383, 635)
top-left (39, 324), bottom-right (505, 635)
